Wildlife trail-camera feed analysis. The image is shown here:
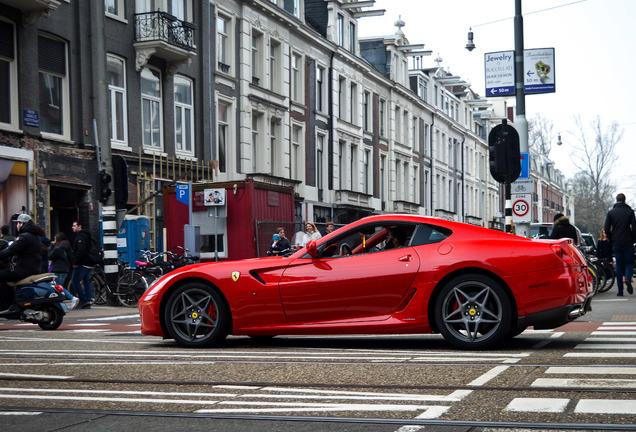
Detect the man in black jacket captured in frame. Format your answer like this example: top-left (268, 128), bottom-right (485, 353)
top-left (0, 214), bottom-right (42, 314)
top-left (604, 193), bottom-right (636, 296)
top-left (70, 221), bottom-right (94, 309)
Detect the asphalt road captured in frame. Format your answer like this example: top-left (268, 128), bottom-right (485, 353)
top-left (0, 287), bottom-right (635, 432)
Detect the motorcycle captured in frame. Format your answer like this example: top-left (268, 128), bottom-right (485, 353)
top-left (1, 273), bottom-right (67, 330)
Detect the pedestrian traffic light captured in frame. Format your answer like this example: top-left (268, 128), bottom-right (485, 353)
top-left (488, 120), bottom-right (521, 184)
top-left (98, 169), bottom-right (112, 204)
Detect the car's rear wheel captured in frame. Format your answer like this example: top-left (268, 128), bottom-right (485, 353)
top-left (163, 283), bottom-right (230, 348)
top-left (434, 274), bottom-right (512, 350)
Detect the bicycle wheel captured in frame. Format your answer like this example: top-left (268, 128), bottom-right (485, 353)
top-left (598, 261), bottom-right (615, 293)
top-left (587, 263), bottom-right (599, 294)
top-left (90, 274), bottom-right (108, 305)
top-left (116, 272), bottom-right (148, 308)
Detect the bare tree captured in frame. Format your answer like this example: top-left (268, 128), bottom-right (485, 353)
top-left (569, 116), bottom-right (622, 235)
top-left (528, 114), bottom-right (555, 156)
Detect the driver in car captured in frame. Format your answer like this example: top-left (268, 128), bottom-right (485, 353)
top-left (384, 227), bottom-right (407, 250)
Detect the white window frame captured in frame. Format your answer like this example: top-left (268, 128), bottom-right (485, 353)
top-left (0, 18), bottom-right (19, 132)
top-left (140, 66), bottom-right (163, 151)
top-left (105, 0), bottom-right (126, 21)
top-left (217, 12), bottom-right (233, 75)
top-left (291, 52), bottom-right (303, 103)
top-left (174, 75), bottom-right (194, 157)
top-left (251, 29), bottom-right (263, 85)
top-left (216, 95), bottom-right (234, 175)
top-left (170, 0), bottom-right (192, 22)
top-left (291, 123), bottom-right (304, 181)
top-left (337, 14), bottom-right (344, 47)
top-left (38, 34), bottom-right (70, 141)
top-left (316, 65), bottom-right (326, 113)
top-left (269, 38), bottom-right (281, 93)
top-left (107, 54), bottom-right (128, 149)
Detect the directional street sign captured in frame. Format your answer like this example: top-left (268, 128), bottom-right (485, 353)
top-left (484, 51), bottom-right (515, 97)
top-left (524, 48), bottom-right (556, 94)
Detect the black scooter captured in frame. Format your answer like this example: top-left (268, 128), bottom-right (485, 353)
top-left (0, 273), bottom-right (67, 330)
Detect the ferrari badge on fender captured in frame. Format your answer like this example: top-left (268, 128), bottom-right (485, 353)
top-left (231, 271), bottom-right (240, 282)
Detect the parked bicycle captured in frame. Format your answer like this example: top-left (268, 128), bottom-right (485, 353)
top-left (91, 252), bottom-right (148, 308)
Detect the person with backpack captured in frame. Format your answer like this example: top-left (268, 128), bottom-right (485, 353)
top-left (70, 221), bottom-right (94, 309)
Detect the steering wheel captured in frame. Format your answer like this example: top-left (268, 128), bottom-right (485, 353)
top-left (340, 243), bottom-right (352, 256)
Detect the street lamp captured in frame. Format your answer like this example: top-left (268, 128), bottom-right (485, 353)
top-left (465, 28), bottom-right (475, 51)
top-left (556, 133), bottom-right (562, 146)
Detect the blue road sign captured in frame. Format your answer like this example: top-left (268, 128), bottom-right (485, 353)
top-left (176, 184), bottom-right (189, 206)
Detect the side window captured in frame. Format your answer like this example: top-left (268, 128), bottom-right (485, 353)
top-left (319, 223), bottom-right (418, 257)
top-left (410, 224), bottom-right (452, 246)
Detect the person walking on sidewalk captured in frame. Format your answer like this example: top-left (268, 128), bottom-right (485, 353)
top-left (49, 232), bottom-right (79, 310)
top-left (70, 221), bottom-right (93, 309)
top-left (604, 193), bottom-right (636, 296)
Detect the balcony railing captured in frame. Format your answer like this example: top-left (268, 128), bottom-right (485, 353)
top-left (134, 11), bottom-right (196, 51)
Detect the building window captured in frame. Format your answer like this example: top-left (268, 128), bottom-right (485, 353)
top-left (418, 78), bottom-right (427, 102)
top-left (349, 21), bottom-right (356, 53)
top-left (337, 14), bottom-right (344, 47)
top-left (291, 53), bottom-right (302, 103)
top-left (350, 82), bottom-right (357, 124)
top-left (339, 140), bottom-right (346, 190)
top-left (316, 66), bottom-right (325, 112)
top-left (338, 77), bottom-right (346, 119)
top-left (105, 0), bottom-right (125, 20)
top-left (379, 99), bottom-right (386, 137)
top-left (269, 118), bottom-right (280, 175)
top-left (107, 54), bottom-right (127, 147)
top-left (363, 91), bottom-right (370, 131)
top-left (395, 106), bottom-right (401, 143)
top-left (0, 19), bottom-right (18, 130)
top-left (174, 75), bottom-right (194, 156)
top-left (316, 133), bottom-right (325, 198)
top-left (350, 143), bottom-right (357, 192)
top-left (171, 0), bottom-right (192, 22)
top-left (140, 67), bottom-right (162, 149)
top-left (251, 113), bottom-right (261, 172)
top-left (363, 148), bottom-right (370, 194)
top-left (217, 14), bottom-right (231, 73)
top-left (251, 30), bottom-right (263, 85)
top-left (291, 125), bottom-right (303, 180)
top-left (380, 154), bottom-right (386, 206)
top-left (269, 39), bottom-right (281, 92)
top-left (38, 34), bottom-right (69, 138)
top-left (217, 102), bottom-right (229, 173)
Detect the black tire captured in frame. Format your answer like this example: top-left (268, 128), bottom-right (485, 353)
top-left (116, 272), bottom-right (148, 308)
top-left (597, 261), bottom-right (615, 293)
top-left (163, 283), bottom-right (230, 348)
top-left (38, 305), bottom-right (64, 330)
top-left (434, 274), bottom-right (512, 350)
top-left (91, 274), bottom-right (107, 305)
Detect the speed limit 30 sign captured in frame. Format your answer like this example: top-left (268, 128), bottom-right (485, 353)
top-left (512, 193), bottom-right (532, 222)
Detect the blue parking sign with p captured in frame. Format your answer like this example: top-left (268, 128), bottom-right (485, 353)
top-left (176, 184), bottom-right (189, 206)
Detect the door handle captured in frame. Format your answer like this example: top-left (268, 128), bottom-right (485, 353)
top-left (398, 254), bottom-right (412, 262)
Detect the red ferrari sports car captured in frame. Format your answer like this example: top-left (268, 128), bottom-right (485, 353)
top-left (139, 214), bottom-right (593, 350)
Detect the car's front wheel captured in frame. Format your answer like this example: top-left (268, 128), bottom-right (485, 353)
top-left (434, 274), bottom-right (512, 350)
top-left (163, 283), bottom-right (230, 348)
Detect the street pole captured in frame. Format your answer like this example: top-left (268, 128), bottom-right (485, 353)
top-left (514, 0), bottom-right (530, 237)
top-left (91, 1), bottom-right (118, 279)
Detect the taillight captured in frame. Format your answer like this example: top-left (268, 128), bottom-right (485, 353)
top-left (551, 244), bottom-right (573, 264)
top-left (54, 284), bottom-right (65, 292)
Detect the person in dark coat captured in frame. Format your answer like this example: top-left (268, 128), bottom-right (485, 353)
top-left (0, 214), bottom-right (42, 314)
top-left (49, 232), bottom-right (79, 309)
top-left (70, 221), bottom-right (93, 309)
top-left (548, 213), bottom-right (578, 243)
top-left (604, 193), bottom-right (636, 296)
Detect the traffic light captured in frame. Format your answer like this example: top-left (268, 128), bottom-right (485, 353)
top-left (488, 120), bottom-right (521, 184)
top-left (98, 169), bottom-right (112, 204)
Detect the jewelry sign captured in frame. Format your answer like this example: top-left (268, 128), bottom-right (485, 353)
top-left (524, 48), bottom-right (555, 94)
top-left (484, 51), bottom-right (515, 97)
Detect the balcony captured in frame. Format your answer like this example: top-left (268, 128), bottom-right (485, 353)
top-left (134, 11), bottom-right (197, 78)
top-left (4, 0), bottom-right (60, 26)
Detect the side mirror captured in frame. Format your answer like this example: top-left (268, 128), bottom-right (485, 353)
top-left (306, 240), bottom-right (319, 258)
